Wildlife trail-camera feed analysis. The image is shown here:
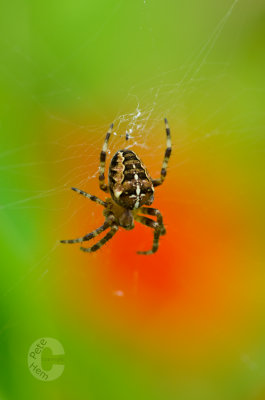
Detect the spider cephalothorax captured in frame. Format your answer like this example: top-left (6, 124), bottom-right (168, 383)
top-left (61, 119), bottom-right (172, 255)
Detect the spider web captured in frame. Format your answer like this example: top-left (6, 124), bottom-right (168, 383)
top-left (0, 1), bottom-right (264, 390)
top-left (0, 0), bottom-right (263, 286)
top-left (0, 2), bottom-right (262, 258)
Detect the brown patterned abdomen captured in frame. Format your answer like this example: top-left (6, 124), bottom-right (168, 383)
top-left (108, 150), bottom-right (154, 209)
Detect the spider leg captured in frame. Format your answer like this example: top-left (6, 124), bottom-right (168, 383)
top-left (99, 123), bottom-right (113, 193)
top-left (138, 207), bottom-right (166, 235)
top-left (80, 225), bottom-right (118, 252)
top-left (71, 187), bottom-right (107, 207)
top-left (60, 221), bottom-right (110, 244)
top-left (152, 118), bottom-right (172, 187)
top-left (135, 215), bottom-right (162, 255)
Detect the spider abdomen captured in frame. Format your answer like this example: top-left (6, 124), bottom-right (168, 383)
top-left (108, 150), bottom-right (154, 209)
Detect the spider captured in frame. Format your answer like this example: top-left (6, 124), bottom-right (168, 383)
top-left (60, 118), bottom-right (172, 255)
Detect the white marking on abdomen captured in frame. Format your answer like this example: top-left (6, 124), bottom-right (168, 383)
top-left (134, 183), bottom-right (141, 208)
top-left (114, 190), bottom-right (122, 198)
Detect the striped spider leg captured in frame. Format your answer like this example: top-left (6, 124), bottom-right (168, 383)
top-left (99, 123), bottom-right (113, 192)
top-left (152, 118), bottom-right (172, 187)
top-left (60, 187), bottom-right (118, 252)
top-left (80, 223), bottom-right (118, 253)
top-left (135, 207), bottom-right (166, 255)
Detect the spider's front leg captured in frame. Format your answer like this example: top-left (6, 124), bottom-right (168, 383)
top-left (80, 213), bottom-right (118, 253)
top-left (135, 215), bottom-right (163, 255)
top-left (99, 123), bottom-right (113, 193)
top-left (60, 188), bottom-right (108, 244)
top-left (138, 207), bottom-right (166, 235)
top-left (60, 221), bottom-right (111, 244)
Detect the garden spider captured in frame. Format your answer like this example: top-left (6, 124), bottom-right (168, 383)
top-left (61, 119), bottom-right (172, 255)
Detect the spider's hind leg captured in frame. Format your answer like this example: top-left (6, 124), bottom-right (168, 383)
top-left (99, 123), bottom-right (113, 193)
top-left (152, 118), bottom-right (172, 187)
top-left (71, 187), bottom-right (107, 207)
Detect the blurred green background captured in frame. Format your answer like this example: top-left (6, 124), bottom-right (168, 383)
top-left (0, 0), bottom-right (265, 399)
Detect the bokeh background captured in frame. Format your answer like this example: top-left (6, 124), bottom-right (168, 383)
top-left (0, 0), bottom-right (265, 399)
